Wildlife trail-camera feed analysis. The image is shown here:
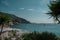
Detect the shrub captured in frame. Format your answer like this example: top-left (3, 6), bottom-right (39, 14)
top-left (5, 37), bottom-right (10, 40)
top-left (21, 32), bottom-right (58, 40)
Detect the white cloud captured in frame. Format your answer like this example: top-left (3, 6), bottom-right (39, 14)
top-left (19, 8), bottom-right (24, 10)
top-left (1, 1), bottom-right (9, 6)
top-left (27, 9), bottom-right (34, 11)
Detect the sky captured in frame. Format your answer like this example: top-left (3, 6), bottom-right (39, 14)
top-left (0, 0), bottom-right (54, 23)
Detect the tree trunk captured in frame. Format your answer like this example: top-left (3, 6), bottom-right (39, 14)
top-left (0, 24), bottom-right (4, 35)
top-left (56, 17), bottom-right (60, 24)
top-left (58, 21), bottom-right (60, 24)
top-left (57, 18), bottom-right (60, 24)
top-left (0, 24), bottom-right (4, 40)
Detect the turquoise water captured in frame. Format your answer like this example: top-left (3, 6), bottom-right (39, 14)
top-left (11, 24), bottom-right (60, 35)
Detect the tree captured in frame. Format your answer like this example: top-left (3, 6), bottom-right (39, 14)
top-left (47, 0), bottom-right (60, 23)
top-left (0, 12), bottom-right (10, 35)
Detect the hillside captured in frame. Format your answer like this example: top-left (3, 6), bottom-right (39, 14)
top-left (0, 12), bottom-right (30, 25)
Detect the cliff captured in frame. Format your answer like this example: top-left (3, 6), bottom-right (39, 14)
top-left (0, 12), bottom-right (30, 25)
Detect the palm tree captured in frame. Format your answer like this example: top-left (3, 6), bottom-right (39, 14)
top-left (47, 0), bottom-right (60, 23)
top-left (0, 12), bottom-right (10, 35)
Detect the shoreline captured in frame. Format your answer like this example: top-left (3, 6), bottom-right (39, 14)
top-left (0, 27), bottom-right (30, 35)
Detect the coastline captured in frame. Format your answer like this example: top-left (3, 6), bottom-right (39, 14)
top-left (1, 27), bottom-right (29, 32)
top-left (0, 27), bottom-right (30, 36)
top-left (0, 27), bottom-right (30, 40)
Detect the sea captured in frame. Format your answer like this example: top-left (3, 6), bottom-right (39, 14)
top-left (11, 23), bottom-right (60, 35)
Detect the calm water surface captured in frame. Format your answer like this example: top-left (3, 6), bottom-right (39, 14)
top-left (11, 24), bottom-right (60, 35)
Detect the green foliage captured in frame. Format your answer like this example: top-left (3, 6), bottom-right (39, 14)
top-left (5, 37), bottom-right (10, 40)
top-left (47, 0), bottom-right (60, 23)
top-left (21, 32), bottom-right (58, 40)
top-left (0, 12), bottom-right (10, 35)
top-left (11, 30), bottom-right (16, 36)
top-left (40, 32), bottom-right (57, 40)
top-left (0, 12), bottom-right (10, 25)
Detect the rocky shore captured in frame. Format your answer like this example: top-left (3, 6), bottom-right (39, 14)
top-left (0, 27), bottom-right (29, 40)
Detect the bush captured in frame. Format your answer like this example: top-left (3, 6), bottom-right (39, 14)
top-left (21, 32), bottom-right (58, 40)
top-left (5, 37), bottom-right (10, 40)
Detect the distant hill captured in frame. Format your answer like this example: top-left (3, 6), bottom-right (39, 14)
top-left (0, 12), bottom-right (30, 25)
